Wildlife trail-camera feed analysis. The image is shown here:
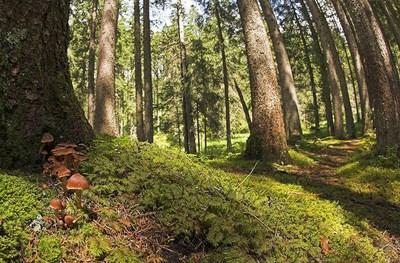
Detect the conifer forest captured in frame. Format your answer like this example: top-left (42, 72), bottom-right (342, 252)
top-left (1, 0), bottom-right (400, 262)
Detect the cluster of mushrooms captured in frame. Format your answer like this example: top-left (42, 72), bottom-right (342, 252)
top-left (40, 132), bottom-right (90, 228)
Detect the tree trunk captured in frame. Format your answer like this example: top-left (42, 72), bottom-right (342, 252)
top-left (298, 0), bottom-right (334, 135)
top-left (214, 0), bottom-right (232, 151)
top-left (376, 0), bottom-right (400, 47)
top-left (94, 0), bottom-right (119, 136)
top-left (331, 0), bottom-right (372, 134)
top-left (304, 0), bottom-right (352, 138)
top-left (233, 78), bottom-right (252, 132)
top-left (143, 0), bottom-right (154, 143)
top-left (0, 0), bottom-right (94, 169)
top-left (259, 0), bottom-right (302, 142)
top-left (293, 9), bottom-right (320, 131)
top-left (292, 8), bottom-right (320, 131)
top-left (177, 0), bottom-right (196, 153)
top-left (134, 0), bottom-right (145, 141)
top-left (342, 0), bottom-right (400, 154)
top-left (238, 0), bottom-right (289, 163)
top-left (87, 0), bottom-right (98, 127)
top-left (342, 42), bottom-right (361, 124)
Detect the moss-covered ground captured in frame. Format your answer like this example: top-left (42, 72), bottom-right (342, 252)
top-left (1, 134), bottom-right (400, 262)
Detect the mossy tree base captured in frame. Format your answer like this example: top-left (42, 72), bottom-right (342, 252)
top-left (0, 0), bottom-right (93, 169)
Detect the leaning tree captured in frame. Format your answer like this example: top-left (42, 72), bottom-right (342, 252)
top-left (238, 0), bottom-right (289, 163)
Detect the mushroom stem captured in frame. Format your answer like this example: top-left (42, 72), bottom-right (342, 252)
top-left (61, 177), bottom-right (68, 195)
top-left (75, 190), bottom-right (82, 208)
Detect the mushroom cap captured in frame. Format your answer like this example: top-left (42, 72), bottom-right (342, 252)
top-left (66, 173), bottom-right (90, 190)
top-left (50, 198), bottom-right (63, 210)
top-left (54, 165), bottom-right (71, 178)
top-left (57, 143), bottom-right (78, 149)
top-left (41, 133), bottom-right (54, 144)
top-left (52, 146), bottom-right (75, 156)
top-left (64, 215), bottom-right (74, 226)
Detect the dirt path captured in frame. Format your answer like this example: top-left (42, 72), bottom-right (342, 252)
top-left (288, 139), bottom-right (363, 185)
top-left (281, 139), bottom-right (400, 260)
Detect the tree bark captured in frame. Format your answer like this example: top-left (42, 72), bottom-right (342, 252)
top-left (331, 0), bottom-right (372, 134)
top-left (177, 0), bottom-right (196, 153)
top-left (298, 0), bottom-right (334, 135)
top-left (238, 0), bottom-right (289, 163)
top-left (292, 8), bottom-right (320, 131)
top-left (87, 0), bottom-right (98, 127)
top-left (233, 78), bottom-right (252, 132)
top-left (0, 0), bottom-right (93, 169)
top-left (375, 0), bottom-right (400, 47)
top-left (214, 0), bottom-right (232, 151)
top-left (94, 0), bottom-right (119, 136)
top-left (259, 0), bottom-right (303, 142)
top-left (134, 0), bottom-right (145, 141)
top-left (304, 0), bottom-right (353, 138)
top-left (342, 0), bottom-right (400, 154)
top-left (143, 0), bottom-right (154, 143)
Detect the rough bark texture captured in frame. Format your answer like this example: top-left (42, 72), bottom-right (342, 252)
top-left (332, 0), bottom-right (372, 134)
top-left (87, 0), bottom-right (98, 127)
top-left (134, 0), bottom-right (145, 141)
top-left (233, 79), bottom-right (252, 132)
top-left (299, 0), bottom-right (334, 134)
top-left (293, 8), bottom-right (319, 131)
top-left (376, 0), bottom-right (400, 47)
top-left (259, 0), bottom-right (302, 142)
top-left (304, 0), bottom-right (351, 138)
top-left (342, 0), bottom-right (400, 155)
top-left (143, 0), bottom-right (154, 143)
top-left (238, 0), bottom-right (289, 163)
top-left (0, 0), bottom-right (94, 169)
top-left (215, 0), bottom-right (232, 151)
top-left (177, 0), bottom-right (196, 153)
top-left (94, 0), bottom-right (119, 136)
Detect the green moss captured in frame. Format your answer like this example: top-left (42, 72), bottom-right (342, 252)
top-left (104, 248), bottom-right (141, 263)
top-left (289, 149), bottom-right (316, 167)
top-left (0, 172), bottom-right (44, 262)
top-left (81, 136), bottom-right (387, 262)
top-left (38, 236), bottom-right (62, 263)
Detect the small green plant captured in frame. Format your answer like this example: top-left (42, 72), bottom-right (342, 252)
top-left (38, 236), bottom-right (62, 263)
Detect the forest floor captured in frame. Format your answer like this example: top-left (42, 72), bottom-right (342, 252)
top-left (207, 137), bottom-right (400, 260)
top-left (1, 134), bottom-right (400, 262)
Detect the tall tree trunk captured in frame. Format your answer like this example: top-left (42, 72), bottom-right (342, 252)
top-left (298, 0), bottom-right (334, 135)
top-left (376, 0), bottom-right (400, 47)
top-left (134, 0), bottom-right (145, 141)
top-left (204, 116), bottom-right (208, 153)
top-left (94, 0), bottom-right (119, 136)
top-left (196, 103), bottom-right (201, 153)
top-left (342, 0), bottom-right (400, 154)
top-left (331, 0), bottom-right (372, 134)
top-left (0, 0), bottom-right (94, 169)
top-left (214, 0), bottom-right (232, 151)
top-left (177, 0), bottom-right (196, 153)
top-left (259, 0), bottom-right (302, 142)
top-left (233, 78), bottom-right (252, 132)
top-left (304, 0), bottom-right (353, 138)
top-left (143, 0), bottom-right (154, 143)
top-left (87, 0), bottom-right (98, 127)
top-left (342, 42), bottom-right (361, 123)
top-left (238, 0), bottom-right (289, 163)
top-left (292, 8), bottom-right (320, 131)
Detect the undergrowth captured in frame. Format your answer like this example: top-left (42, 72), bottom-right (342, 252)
top-left (0, 135), bottom-right (395, 262)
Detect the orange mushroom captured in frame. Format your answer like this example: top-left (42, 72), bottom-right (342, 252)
top-left (53, 165), bottom-right (71, 193)
top-left (66, 173), bottom-right (90, 208)
top-left (63, 215), bottom-right (75, 227)
top-left (50, 198), bottom-right (64, 219)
